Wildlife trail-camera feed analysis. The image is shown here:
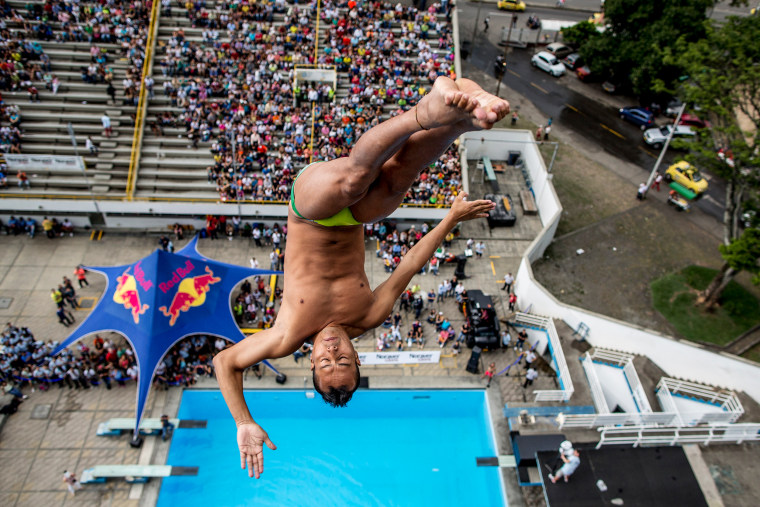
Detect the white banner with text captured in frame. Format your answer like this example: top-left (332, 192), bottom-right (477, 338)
top-left (4, 154), bottom-right (84, 172)
top-left (358, 351), bottom-right (441, 365)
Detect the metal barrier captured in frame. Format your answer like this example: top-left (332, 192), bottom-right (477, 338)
top-left (126, 0), bottom-right (160, 200)
top-left (558, 411), bottom-right (679, 429)
top-left (512, 313), bottom-right (574, 402)
top-left (656, 377), bottom-right (744, 425)
top-left (596, 423), bottom-right (760, 449)
top-left (580, 352), bottom-right (609, 413)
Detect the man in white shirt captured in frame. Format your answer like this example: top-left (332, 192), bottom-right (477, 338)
top-left (502, 272), bottom-right (514, 292)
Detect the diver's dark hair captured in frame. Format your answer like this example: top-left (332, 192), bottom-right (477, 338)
top-left (312, 365), bottom-right (361, 408)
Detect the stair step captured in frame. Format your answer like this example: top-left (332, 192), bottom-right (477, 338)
top-left (95, 163), bottom-right (113, 170)
top-left (92, 185), bottom-right (111, 193)
top-left (93, 174), bottom-right (112, 181)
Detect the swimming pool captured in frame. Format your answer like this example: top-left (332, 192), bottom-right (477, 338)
top-left (159, 389), bottom-right (505, 507)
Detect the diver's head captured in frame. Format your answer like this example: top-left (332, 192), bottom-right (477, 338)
top-left (310, 325), bottom-right (360, 408)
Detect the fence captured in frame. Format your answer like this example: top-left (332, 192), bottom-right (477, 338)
top-left (512, 312), bottom-right (574, 402)
top-left (580, 353), bottom-right (609, 413)
top-left (558, 411), bottom-right (679, 429)
top-left (656, 377), bottom-right (744, 425)
top-left (596, 423), bottom-right (760, 448)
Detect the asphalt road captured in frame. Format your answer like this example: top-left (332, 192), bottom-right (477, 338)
top-left (459, 3), bottom-right (727, 220)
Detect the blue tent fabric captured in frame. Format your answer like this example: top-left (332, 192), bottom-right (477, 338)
top-left (53, 236), bottom-right (280, 437)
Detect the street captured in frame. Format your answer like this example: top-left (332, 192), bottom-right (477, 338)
top-left (458, 2), bottom-right (727, 220)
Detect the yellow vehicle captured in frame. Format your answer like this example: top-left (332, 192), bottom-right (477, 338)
top-left (665, 161), bottom-right (708, 195)
top-left (498, 0), bottom-right (526, 11)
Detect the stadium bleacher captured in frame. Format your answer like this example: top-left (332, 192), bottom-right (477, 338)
top-left (1, 0), bottom-right (462, 208)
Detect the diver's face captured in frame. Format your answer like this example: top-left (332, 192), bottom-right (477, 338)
top-left (310, 326), bottom-right (360, 390)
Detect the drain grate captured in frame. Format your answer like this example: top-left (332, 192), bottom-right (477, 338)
top-left (0, 297), bottom-right (12, 309)
top-left (31, 404), bottom-right (52, 420)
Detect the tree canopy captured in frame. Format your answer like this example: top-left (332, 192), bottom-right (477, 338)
top-left (578, 0), bottom-right (715, 101)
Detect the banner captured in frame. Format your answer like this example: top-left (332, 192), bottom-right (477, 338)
top-left (4, 154), bottom-right (84, 172)
top-left (358, 351), bottom-right (441, 365)
top-left (294, 67), bottom-right (336, 83)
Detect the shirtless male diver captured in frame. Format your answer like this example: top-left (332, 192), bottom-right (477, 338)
top-left (213, 76), bottom-right (509, 478)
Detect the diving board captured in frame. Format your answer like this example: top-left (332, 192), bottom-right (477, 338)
top-left (80, 465), bottom-right (199, 484)
top-left (96, 418), bottom-right (206, 436)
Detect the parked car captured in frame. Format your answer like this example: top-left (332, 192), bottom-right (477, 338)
top-left (531, 51), bottom-right (565, 77)
top-left (678, 113), bottom-right (711, 129)
top-left (545, 42), bottom-right (574, 60)
top-left (619, 106), bottom-right (655, 130)
top-left (562, 53), bottom-right (582, 70)
top-left (497, 0), bottom-right (526, 11)
top-left (576, 65), bottom-right (592, 81)
top-left (665, 160), bottom-right (708, 195)
top-left (642, 125), bottom-right (695, 149)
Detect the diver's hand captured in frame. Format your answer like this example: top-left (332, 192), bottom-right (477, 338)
top-left (237, 421), bottom-right (277, 478)
top-left (448, 192), bottom-right (495, 223)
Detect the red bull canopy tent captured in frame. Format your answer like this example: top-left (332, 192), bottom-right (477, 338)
top-left (53, 236), bottom-right (279, 437)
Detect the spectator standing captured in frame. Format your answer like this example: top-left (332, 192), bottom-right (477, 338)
top-left (86, 136), bottom-right (98, 154)
top-left (481, 362), bottom-right (496, 387)
top-left (63, 471), bottom-right (82, 495)
top-left (524, 367), bottom-right (538, 388)
top-left (509, 292), bottom-right (517, 312)
top-left (502, 272), bottom-right (514, 292)
top-left (637, 182), bottom-right (647, 200)
top-left (101, 113), bottom-right (112, 138)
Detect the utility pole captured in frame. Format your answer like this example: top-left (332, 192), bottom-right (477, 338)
top-left (471, 0), bottom-right (484, 47)
top-left (643, 104), bottom-right (686, 198)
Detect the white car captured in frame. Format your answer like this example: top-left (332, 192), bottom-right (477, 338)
top-left (643, 124), bottom-right (695, 149)
top-left (531, 51), bottom-right (565, 77)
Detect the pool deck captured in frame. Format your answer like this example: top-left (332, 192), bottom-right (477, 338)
top-left (1, 199), bottom-right (759, 506)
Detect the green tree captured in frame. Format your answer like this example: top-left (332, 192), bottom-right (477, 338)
top-left (666, 15), bottom-right (760, 310)
top-left (580, 0), bottom-right (714, 101)
top-left (560, 21), bottom-right (600, 49)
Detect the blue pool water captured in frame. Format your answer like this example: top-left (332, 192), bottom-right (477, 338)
top-left (159, 389), bottom-right (505, 507)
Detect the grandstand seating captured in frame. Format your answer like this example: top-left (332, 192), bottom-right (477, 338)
top-left (1, 0), bottom-right (459, 205)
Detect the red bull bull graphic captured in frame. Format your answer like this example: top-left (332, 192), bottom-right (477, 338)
top-left (113, 267), bottom-right (150, 324)
top-left (159, 265), bottom-right (221, 326)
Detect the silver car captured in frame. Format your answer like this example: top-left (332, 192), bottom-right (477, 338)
top-left (643, 124), bottom-right (695, 149)
top-left (531, 51), bottom-right (565, 77)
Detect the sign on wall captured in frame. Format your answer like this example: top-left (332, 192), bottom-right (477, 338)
top-left (358, 351), bottom-right (441, 365)
top-left (4, 154), bottom-right (84, 172)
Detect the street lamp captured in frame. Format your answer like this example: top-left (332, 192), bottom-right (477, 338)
top-left (67, 123), bottom-right (105, 224)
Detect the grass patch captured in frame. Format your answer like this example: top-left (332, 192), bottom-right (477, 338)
top-left (651, 266), bottom-right (760, 346)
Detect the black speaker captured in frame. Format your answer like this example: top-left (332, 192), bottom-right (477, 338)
top-left (129, 436), bottom-right (144, 448)
top-left (275, 373), bottom-right (287, 384)
top-left (455, 255), bottom-right (468, 279)
top-left (466, 346), bottom-right (482, 374)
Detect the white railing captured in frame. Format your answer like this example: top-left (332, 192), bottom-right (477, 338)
top-left (657, 377), bottom-right (744, 424)
top-left (656, 387), bottom-right (682, 426)
top-left (596, 423), bottom-right (760, 449)
top-left (588, 348), bottom-right (632, 367)
top-left (558, 412), bottom-right (679, 429)
top-left (624, 361), bottom-right (653, 413)
top-left (581, 352), bottom-right (609, 413)
top-left (513, 313), bottom-right (575, 402)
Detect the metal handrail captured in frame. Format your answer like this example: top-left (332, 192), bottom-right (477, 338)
top-left (126, 0), bottom-right (160, 200)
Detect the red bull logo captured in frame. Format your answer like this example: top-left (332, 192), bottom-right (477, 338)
top-left (113, 267), bottom-right (150, 324)
top-left (159, 266), bottom-right (221, 326)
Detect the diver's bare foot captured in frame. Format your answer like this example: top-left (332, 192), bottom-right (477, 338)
top-left (415, 76), bottom-right (486, 130)
top-left (455, 78), bottom-right (510, 129)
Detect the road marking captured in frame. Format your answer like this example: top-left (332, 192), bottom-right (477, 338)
top-left (638, 146), bottom-right (657, 158)
top-left (508, 69), bottom-right (521, 78)
top-left (701, 172), bottom-right (712, 181)
top-left (600, 124), bottom-right (625, 139)
top-left (703, 194), bottom-right (722, 207)
top-left (489, 255), bottom-right (501, 259)
top-left (530, 82), bottom-right (549, 94)
top-left (490, 261), bottom-right (496, 276)
top-left (565, 104), bottom-right (580, 113)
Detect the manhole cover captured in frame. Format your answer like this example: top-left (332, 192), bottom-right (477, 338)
top-left (77, 297), bottom-right (96, 309)
top-left (31, 404), bottom-right (52, 420)
top-left (0, 297), bottom-right (12, 309)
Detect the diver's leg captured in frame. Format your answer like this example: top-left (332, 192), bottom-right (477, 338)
top-left (349, 78), bottom-right (510, 222)
top-left (292, 77), bottom-right (505, 221)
